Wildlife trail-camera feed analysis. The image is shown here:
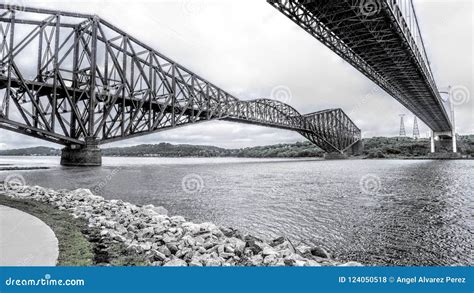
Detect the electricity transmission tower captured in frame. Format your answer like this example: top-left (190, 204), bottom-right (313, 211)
top-left (413, 116), bottom-right (420, 139)
top-left (399, 114), bottom-right (406, 137)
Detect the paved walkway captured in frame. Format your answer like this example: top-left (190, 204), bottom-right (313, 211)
top-left (0, 205), bottom-right (58, 266)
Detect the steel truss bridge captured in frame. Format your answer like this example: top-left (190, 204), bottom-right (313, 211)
top-left (268, 0), bottom-right (453, 134)
top-left (0, 5), bottom-right (361, 160)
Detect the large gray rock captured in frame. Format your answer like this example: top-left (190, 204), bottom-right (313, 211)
top-left (270, 236), bottom-right (286, 247)
top-left (170, 216), bottom-right (186, 225)
top-left (227, 237), bottom-right (246, 254)
top-left (245, 240), bottom-right (265, 255)
top-left (296, 244), bottom-right (312, 255)
top-left (339, 261), bottom-right (363, 266)
top-left (2, 184), bottom-right (350, 268)
top-left (163, 259), bottom-right (187, 266)
top-left (151, 249), bottom-right (167, 261)
top-left (262, 247), bottom-right (278, 257)
top-left (189, 259), bottom-right (203, 266)
top-left (204, 257), bottom-right (224, 266)
top-left (158, 245), bottom-right (172, 257)
top-left (310, 247), bottom-right (329, 258)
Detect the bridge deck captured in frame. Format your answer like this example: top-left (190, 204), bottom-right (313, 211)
top-left (268, 0), bottom-right (452, 132)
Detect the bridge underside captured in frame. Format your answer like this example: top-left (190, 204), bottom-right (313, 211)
top-left (268, 0), bottom-right (452, 132)
top-left (0, 6), bottom-right (361, 165)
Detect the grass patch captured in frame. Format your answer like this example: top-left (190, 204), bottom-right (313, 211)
top-left (0, 194), bottom-right (149, 266)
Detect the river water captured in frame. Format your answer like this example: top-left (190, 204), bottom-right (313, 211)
top-left (1, 156), bottom-right (472, 266)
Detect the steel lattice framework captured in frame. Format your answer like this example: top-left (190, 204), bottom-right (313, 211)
top-left (0, 6), bottom-right (361, 153)
top-left (268, 0), bottom-right (452, 132)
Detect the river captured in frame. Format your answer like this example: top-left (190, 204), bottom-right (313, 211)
top-left (1, 156), bottom-right (472, 266)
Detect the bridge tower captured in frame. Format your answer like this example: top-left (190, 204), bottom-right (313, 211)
top-left (429, 88), bottom-right (459, 157)
top-left (399, 114), bottom-right (406, 137)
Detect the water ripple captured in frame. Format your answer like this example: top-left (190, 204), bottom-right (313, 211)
top-left (1, 157), bottom-right (472, 265)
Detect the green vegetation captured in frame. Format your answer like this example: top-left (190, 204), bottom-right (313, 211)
top-left (459, 135), bottom-right (474, 156)
top-left (362, 136), bottom-right (474, 158)
top-left (104, 142), bottom-right (324, 158)
top-left (362, 137), bottom-right (430, 158)
top-left (0, 195), bottom-right (147, 266)
top-left (230, 141), bottom-right (323, 158)
top-left (104, 142), bottom-right (226, 157)
top-left (0, 146), bottom-right (60, 156)
top-left (0, 142), bottom-right (324, 158)
top-left (1, 136), bottom-right (473, 158)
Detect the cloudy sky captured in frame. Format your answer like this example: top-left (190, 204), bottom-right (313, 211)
top-left (0, 0), bottom-right (472, 149)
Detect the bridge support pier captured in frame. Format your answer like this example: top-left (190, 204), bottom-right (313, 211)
top-left (428, 131), bottom-right (461, 159)
top-left (324, 152), bottom-right (348, 160)
top-left (324, 140), bottom-right (363, 160)
top-left (350, 140), bottom-right (364, 156)
top-left (60, 138), bottom-right (102, 167)
top-left (430, 132), bottom-right (435, 153)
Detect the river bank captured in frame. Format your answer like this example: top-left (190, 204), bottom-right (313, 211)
top-left (1, 136), bottom-right (473, 158)
top-left (0, 195), bottom-right (93, 265)
top-left (0, 184), bottom-right (362, 267)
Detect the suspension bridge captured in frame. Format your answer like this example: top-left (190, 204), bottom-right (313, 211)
top-left (268, 0), bottom-right (456, 154)
top-left (0, 1), bottom-right (456, 165)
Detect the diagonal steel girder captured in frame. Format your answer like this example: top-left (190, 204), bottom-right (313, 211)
top-left (0, 5), bottom-right (361, 153)
top-left (268, 0), bottom-right (452, 132)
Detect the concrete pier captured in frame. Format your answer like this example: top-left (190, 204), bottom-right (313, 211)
top-left (428, 131), bottom-right (461, 159)
top-left (324, 140), bottom-right (363, 160)
top-left (430, 131), bottom-right (457, 152)
top-left (60, 138), bottom-right (102, 166)
top-left (350, 140), bottom-right (364, 156)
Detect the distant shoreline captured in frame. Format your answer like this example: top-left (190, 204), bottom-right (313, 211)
top-left (1, 154), bottom-right (473, 161)
top-left (0, 136), bottom-right (473, 159)
top-left (0, 166), bottom-right (50, 171)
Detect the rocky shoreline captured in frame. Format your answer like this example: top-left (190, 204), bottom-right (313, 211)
top-left (1, 184), bottom-right (362, 267)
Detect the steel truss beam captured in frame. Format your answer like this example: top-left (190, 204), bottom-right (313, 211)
top-left (0, 5), bottom-right (360, 153)
top-left (268, 0), bottom-right (452, 132)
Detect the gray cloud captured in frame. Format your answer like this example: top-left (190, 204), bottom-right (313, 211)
top-left (0, 0), bottom-right (472, 149)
